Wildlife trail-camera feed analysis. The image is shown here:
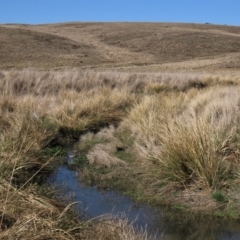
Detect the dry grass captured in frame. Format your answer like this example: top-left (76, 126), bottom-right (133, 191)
top-left (1, 69), bottom-right (240, 239)
top-left (77, 126), bottom-right (128, 168)
top-left (71, 72), bottom-right (240, 213)
top-left (1, 22), bottom-right (240, 76)
top-left (0, 69), bottom-right (159, 239)
top-left (52, 87), bottom-right (134, 134)
top-left (80, 214), bottom-right (156, 240)
top-left (1, 20), bottom-right (240, 239)
top-left (124, 86), bottom-right (240, 189)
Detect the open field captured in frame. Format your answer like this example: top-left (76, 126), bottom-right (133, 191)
top-left (1, 22), bottom-right (240, 239)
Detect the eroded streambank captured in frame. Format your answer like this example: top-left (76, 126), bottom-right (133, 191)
top-left (48, 150), bottom-right (240, 240)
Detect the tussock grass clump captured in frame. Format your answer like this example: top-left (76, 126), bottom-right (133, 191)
top-left (52, 87), bottom-right (135, 134)
top-left (159, 119), bottom-right (234, 189)
top-left (0, 181), bottom-right (78, 240)
top-left (125, 86), bottom-right (240, 191)
top-left (123, 93), bottom-right (188, 164)
top-left (87, 143), bottom-right (128, 168)
top-left (82, 214), bottom-right (156, 240)
top-left (0, 114), bottom-right (57, 183)
top-left (76, 126), bottom-right (127, 168)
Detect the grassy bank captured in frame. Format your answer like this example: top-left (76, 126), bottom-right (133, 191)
top-left (0, 69), bottom-right (240, 239)
top-left (0, 69), bottom-right (152, 239)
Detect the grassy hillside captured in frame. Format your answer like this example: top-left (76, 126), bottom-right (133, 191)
top-left (1, 22), bottom-right (240, 73)
top-left (0, 25), bottom-right (107, 69)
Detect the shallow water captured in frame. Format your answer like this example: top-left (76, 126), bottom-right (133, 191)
top-left (48, 151), bottom-right (240, 240)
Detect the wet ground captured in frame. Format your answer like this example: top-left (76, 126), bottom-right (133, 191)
top-left (48, 151), bottom-right (240, 240)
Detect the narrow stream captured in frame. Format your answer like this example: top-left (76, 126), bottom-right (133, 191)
top-left (48, 151), bottom-right (240, 240)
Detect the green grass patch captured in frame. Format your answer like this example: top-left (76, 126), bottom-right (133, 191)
top-left (212, 191), bottom-right (228, 203)
top-left (42, 146), bottom-right (66, 157)
top-left (172, 204), bottom-right (186, 211)
top-left (114, 150), bottom-right (133, 163)
top-left (69, 152), bottom-right (89, 169)
top-left (214, 206), bottom-right (240, 219)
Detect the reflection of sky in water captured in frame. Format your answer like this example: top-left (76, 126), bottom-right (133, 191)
top-left (48, 152), bottom-right (240, 240)
top-left (218, 233), bottom-right (240, 240)
top-left (48, 166), bottom-right (162, 236)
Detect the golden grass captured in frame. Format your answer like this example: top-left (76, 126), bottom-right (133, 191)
top-left (80, 214), bottom-right (156, 240)
top-left (52, 87), bottom-right (134, 134)
top-left (124, 86), bottom-right (240, 189)
top-left (1, 69), bottom-right (240, 238)
top-left (0, 69), bottom-right (155, 239)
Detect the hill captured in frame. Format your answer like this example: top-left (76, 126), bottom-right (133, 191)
top-left (1, 22), bottom-right (240, 75)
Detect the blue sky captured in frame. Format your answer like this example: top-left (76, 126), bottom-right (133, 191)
top-left (1, 0), bottom-right (239, 26)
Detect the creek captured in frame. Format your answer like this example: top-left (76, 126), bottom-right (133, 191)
top-left (48, 150), bottom-right (240, 240)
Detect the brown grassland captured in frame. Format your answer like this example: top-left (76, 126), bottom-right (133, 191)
top-left (1, 22), bottom-right (240, 239)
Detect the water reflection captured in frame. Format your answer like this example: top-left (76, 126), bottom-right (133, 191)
top-left (48, 153), bottom-right (240, 240)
